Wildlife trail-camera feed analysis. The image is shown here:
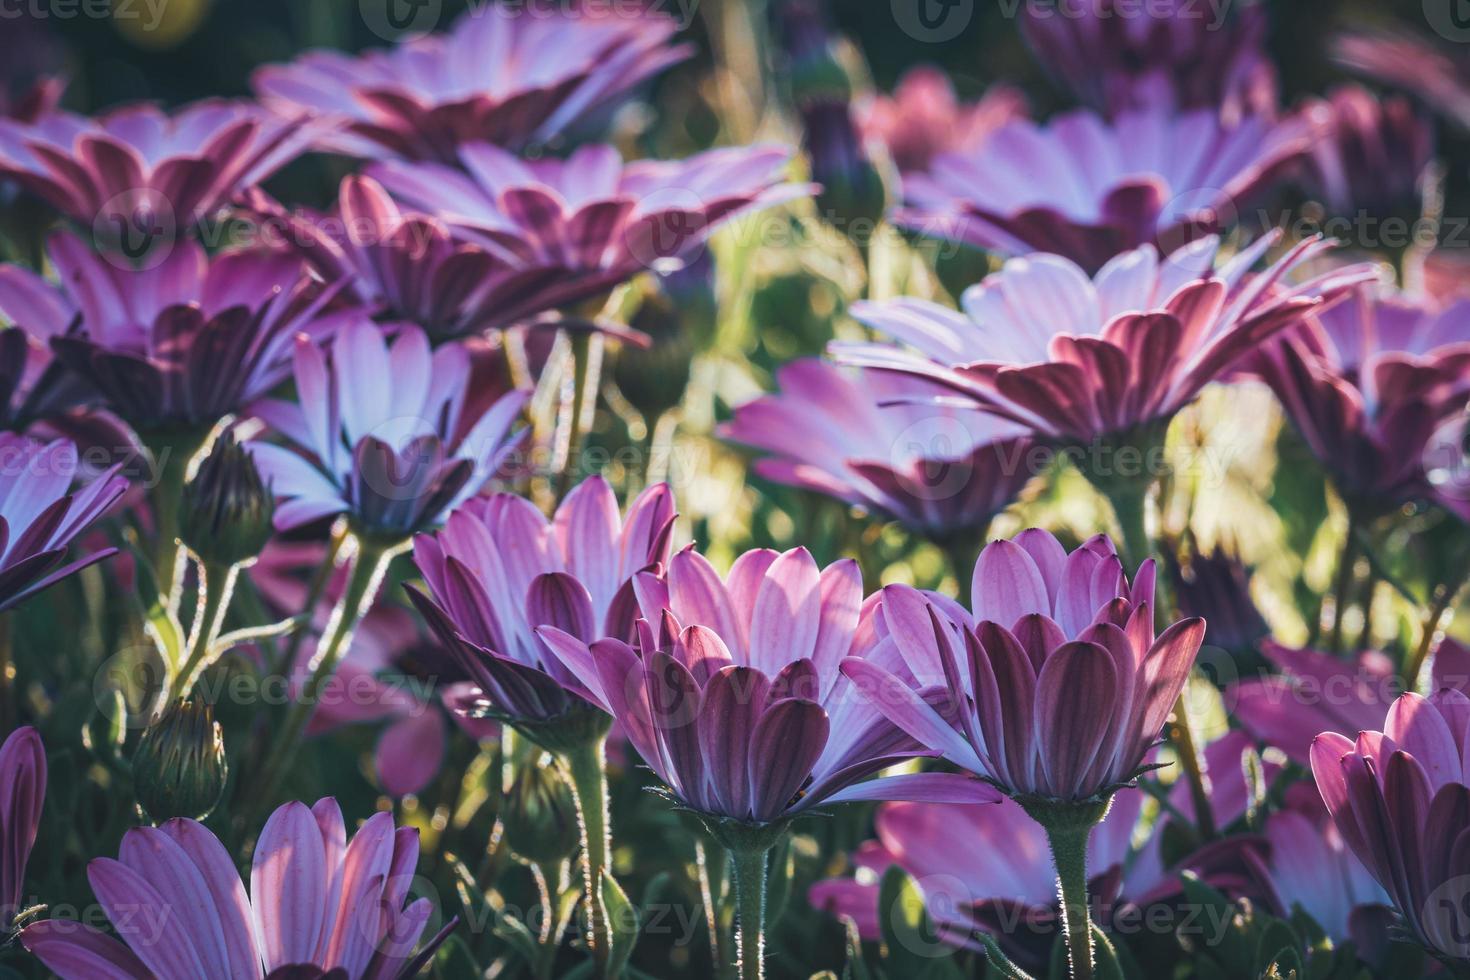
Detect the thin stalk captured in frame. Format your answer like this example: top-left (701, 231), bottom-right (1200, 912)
top-left (561, 734), bottom-right (614, 978)
top-left (0, 612), bottom-right (12, 733)
top-left (1103, 480), bottom-right (1214, 839)
top-left (170, 560), bottom-right (239, 700)
top-left (729, 845), bottom-right (769, 980)
top-left (1406, 570), bottom-right (1469, 690)
top-left (1328, 508), bottom-right (1361, 654)
top-left (531, 859), bottom-right (567, 980)
top-left (559, 331), bottom-right (605, 497)
top-left (254, 537), bottom-right (396, 808)
top-left (1045, 824), bottom-right (1095, 980)
top-left (695, 839), bottom-right (726, 978)
top-left (273, 521), bottom-right (348, 679)
top-left (146, 430), bottom-right (208, 614)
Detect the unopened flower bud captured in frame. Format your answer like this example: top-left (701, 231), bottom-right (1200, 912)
top-left (180, 433), bottom-right (274, 568)
top-left (132, 699), bottom-right (228, 823)
top-left (614, 256), bottom-right (712, 420)
top-left (502, 758), bottom-right (580, 866)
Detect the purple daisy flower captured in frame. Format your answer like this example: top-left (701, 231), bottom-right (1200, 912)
top-left (1304, 84), bottom-right (1435, 219)
top-left (841, 530), bottom-right (1204, 804)
top-left (252, 3), bottom-right (691, 162)
top-left (1019, 0), bottom-right (1277, 118)
top-left (0, 434), bottom-right (126, 612)
top-left (858, 66), bottom-right (1027, 177)
top-left (1254, 282), bottom-right (1470, 516)
top-left (894, 108), bottom-right (1316, 272)
top-left (247, 320), bottom-right (528, 535)
top-left (407, 476), bottom-right (675, 730)
top-left (1311, 690), bottom-right (1470, 965)
top-left (0, 99), bottom-right (310, 240)
top-left (835, 234), bottom-right (1373, 446)
top-left (539, 545), bottom-right (1000, 825)
top-left (720, 359), bottom-right (1035, 538)
top-left (241, 174), bottom-right (648, 342)
top-left (367, 141), bottom-right (808, 288)
top-left (0, 232), bottom-right (355, 433)
top-left (0, 726), bottom-right (45, 931)
top-left (21, 798), bottom-right (452, 979)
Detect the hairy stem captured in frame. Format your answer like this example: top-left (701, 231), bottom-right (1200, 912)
top-left (1046, 823), bottom-right (1095, 980)
top-left (170, 560), bottom-right (239, 700)
top-left (561, 734), bottom-right (615, 978)
top-left (729, 844), bottom-right (769, 980)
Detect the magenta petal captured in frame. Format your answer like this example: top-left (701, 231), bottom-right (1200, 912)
top-left (839, 657), bottom-right (984, 772)
top-left (748, 548), bottom-right (822, 676)
top-left (252, 800), bottom-right (329, 972)
top-left (20, 921), bottom-right (150, 980)
top-left (747, 698), bottom-right (829, 822)
top-left (376, 710), bottom-right (448, 798)
top-left (698, 665), bottom-right (771, 818)
top-left (823, 772), bottom-right (1003, 805)
top-left (1034, 641), bottom-right (1119, 798)
top-left (87, 857), bottom-right (211, 979)
top-left (526, 571), bottom-right (597, 643)
top-left (971, 538), bottom-right (1050, 629)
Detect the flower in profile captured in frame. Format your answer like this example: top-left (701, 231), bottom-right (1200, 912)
top-left (406, 476), bottom-right (675, 739)
top-left (0, 77), bottom-right (61, 125)
top-left (858, 66), bottom-right (1027, 176)
top-left (1311, 690), bottom-right (1470, 964)
top-left (1230, 640), bottom-right (1470, 768)
top-left (1, 726), bottom-right (45, 932)
top-left (253, 3), bottom-right (690, 161)
top-left (1254, 282), bottom-right (1470, 516)
top-left (367, 141), bottom-right (808, 293)
top-left (0, 434), bottom-right (126, 612)
top-left (1304, 85), bottom-right (1434, 221)
top-left (1334, 29), bottom-right (1470, 132)
top-left (0, 99), bottom-right (308, 239)
top-left (540, 544), bottom-right (1000, 827)
top-left (842, 529), bottom-right (1203, 804)
top-left (720, 359), bottom-right (1035, 539)
top-left (0, 232), bottom-right (355, 434)
top-left (21, 797), bottom-right (452, 978)
top-left (836, 234), bottom-right (1369, 447)
top-left (1019, 0), bottom-right (1277, 118)
top-left (248, 320), bottom-right (528, 536)
top-left (243, 175), bottom-right (647, 343)
top-left (893, 108), bottom-right (1314, 272)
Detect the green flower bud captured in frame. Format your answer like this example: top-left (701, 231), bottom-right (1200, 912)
top-left (502, 757), bottom-right (580, 866)
top-left (132, 699), bottom-right (228, 823)
top-left (180, 433), bottom-right (274, 568)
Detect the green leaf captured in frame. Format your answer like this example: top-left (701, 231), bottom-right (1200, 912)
top-left (491, 908), bottom-right (541, 966)
top-left (602, 871), bottom-right (640, 979)
top-left (977, 932), bottom-right (1035, 980)
top-left (841, 915), bottom-right (872, 980)
top-left (1255, 919), bottom-right (1304, 979)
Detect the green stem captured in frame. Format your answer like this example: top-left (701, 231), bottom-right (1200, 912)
top-left (561, 734), bottom-right (615, 978)
top-left (1406, 573), bottom-right (1467, 690)
top-left (531, 860), bottom-right (565, 980)
top-left (146, 430), bottom-right (208, 614)
top-left (272, 522), bottom-right (348, 680)
top-left (0, 612), bottom-right (13, 733)
top-left (729, 845), bottom-right (769, 980)
top-left (1328, 508), bottom-right (1361, 654)
top-left (695, 839), bottom-right (727, 978)
top-left (1101, 480), bottom-right (1214, 839)
top-left (170, 560), bottom-right (238, 701)
top-left (560, 330), bottom-right (605, 496)
top-left (254, 537), bottom-right (396, 808)
top-left (1045, 823), bottom-right (1095, 980)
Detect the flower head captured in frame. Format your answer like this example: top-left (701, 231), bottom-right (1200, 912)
top-left (0, 434), bottom-right (126, 612)
top-left (0, 726), bottom-right (45, 931)
top-left (837, 235), bottom-right (1370, 445)
top-left (1311, 690), bottom-right (1470, 963)
top-left (858, 66), bottom-right (1027, 176)
top-left (1019, 0), bottom-right (1277, 118)
top-left (21, 798), bottom-right (450, 979)
top-left (893, 107), bottom-right (1313, 272)
top-left (253, 3), bottom-right (690, 161)
top-left (1334, 29), bottom-right (1470, 132)
top-left (841, 529), bottom-right (1204, 803)
top-left (1254, 282), bottom-right (1470, 515)
top-left (408, 476), bottom-right (675, 731)
top-left (1304, 85), bottom-right (1434, 220)
top-left (0, 100), bottom-right (308, 237)
top-left (721, 359), bottom-right (1034, 538)
top-left (1169, 548), bottom-right (1271, 655)
top-left (248, 320), bottom-right (528, 535)
top-left (541, 545), bottom-right (999, 826)
top-left (0, 232), bottom-right (355, 433)
top-left (367, 141), bottom-right (807, 287)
